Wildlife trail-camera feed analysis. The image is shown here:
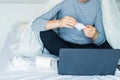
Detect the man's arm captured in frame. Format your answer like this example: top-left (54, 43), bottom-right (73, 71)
top-left (93, 3), bottom-right (106, 45)
top-left (83, 25), bottom-right (98, 42)
top-left (32, 1), bottom-right (77, 32)
top-left (83, 3), bottom-right (106, 46)
top-left (45, 16), bottom-right (77, 30)
top-left (31, 2), bottom-right (62, 32)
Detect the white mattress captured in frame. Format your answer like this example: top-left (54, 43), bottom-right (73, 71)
top-left (0, 26), bottom-right (120, 80)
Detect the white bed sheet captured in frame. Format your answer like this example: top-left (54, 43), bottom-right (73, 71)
top-left (0, 30), bottom-right (57, 72)
top-left (0, 26), bottom-right (120, 80)
top-left (0, 69), bottom-right (120, 80)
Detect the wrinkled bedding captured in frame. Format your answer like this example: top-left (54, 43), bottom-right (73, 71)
top-left (0, 69), bottom-right (120, 80)
top-left (0, 26), bottom-right (120, 80)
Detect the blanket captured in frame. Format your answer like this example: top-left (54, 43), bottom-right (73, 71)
top-left (12, 0), bottom-right (64, 57)
top-left (101, 0), bottom-right (120, 49)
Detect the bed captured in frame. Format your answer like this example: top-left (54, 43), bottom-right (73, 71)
top-left (0, 25), bottom-right (120, 80)
top-left (0, 0), bottom-right (120, 80)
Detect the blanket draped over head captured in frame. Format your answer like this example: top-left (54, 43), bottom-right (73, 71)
top-left (14, 0), bottom-right (120, 57)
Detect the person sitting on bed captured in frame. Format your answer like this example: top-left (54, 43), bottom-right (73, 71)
top-left (32, 0), bottom-right (112, 56)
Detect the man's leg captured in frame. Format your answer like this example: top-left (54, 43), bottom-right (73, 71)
top-left (88, 41), bottom-right (112, 49)
top-left (40, 30), bottom-right (69, 56)
top-left (98, 41), bottom-right (112, 49)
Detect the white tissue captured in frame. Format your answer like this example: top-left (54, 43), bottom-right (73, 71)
top-left (8, 57), bottom-right (33, 71)
top-left (8, 56), bottom-right (58, 71)
top-left (75, 23), bottom-right (85, 31)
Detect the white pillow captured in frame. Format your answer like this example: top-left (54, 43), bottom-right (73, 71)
top-left (11, 0), bottom-right (64, 57)
top-left (10, 22), bottom-right (43, 57)
top-left (101, 0), bottom-right (120, 49)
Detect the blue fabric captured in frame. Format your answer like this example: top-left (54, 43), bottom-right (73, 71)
top-left (32, 0), bottom-right (106, 45)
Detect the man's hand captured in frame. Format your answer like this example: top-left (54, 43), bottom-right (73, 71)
top-left (80, 0), bottom-right (89, 3)
top-left (83, 25), bottom-right (98, 41)
top-left (59, 16), bottom-right (77, 28)
top-left (45, 16), bottom-right (77, 30)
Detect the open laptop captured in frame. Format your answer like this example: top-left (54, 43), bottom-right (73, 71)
top-left (58, 49), bottom-right (120, 75)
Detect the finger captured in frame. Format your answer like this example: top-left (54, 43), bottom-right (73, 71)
top-left (67, 23), bottom-right (74, 28)
top-left (83, 29), bottom-right (93, 37)
top-left (85, 25), bottom-right (91, 27)
top-left (65, 24), bottom-right (73, 28)
top-left (67, 26), bottom-right (74, 28)
top-left (86, 25), bottom-right (96, 30)
top-left (85, 26), bottom-right (93, 31)
top-left (65, 16), bottom-right (77, 22)
top-left (65, 20), bottom-right (75, 26)
top-left (83, 29), bottom-right (89, 35)
top-left (66, 20), bottom-right (77, 26)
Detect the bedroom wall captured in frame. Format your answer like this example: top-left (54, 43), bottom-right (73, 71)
top-left (0, 0), bottom-right (49, 3)
top-left (0, 2), bottom-right (47, 51)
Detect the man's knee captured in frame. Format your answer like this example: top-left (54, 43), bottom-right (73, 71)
top-left (99, 41), bottom-right (112, 49)
top-left (40, 30), bottom-right (55, 42)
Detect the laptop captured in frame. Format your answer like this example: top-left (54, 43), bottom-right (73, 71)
top-left (58, 49), bottom-right (119, 75)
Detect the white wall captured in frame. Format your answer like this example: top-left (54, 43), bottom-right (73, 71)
top-left (0, 3), bottom-right (46, 51)
top-left (0, 0), bottom-right (49, 3)
top-left (117, 0), bottom-right (120, 2)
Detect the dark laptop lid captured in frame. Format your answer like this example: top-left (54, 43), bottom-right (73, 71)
top-left (58, 49), bottom-right (119, 75)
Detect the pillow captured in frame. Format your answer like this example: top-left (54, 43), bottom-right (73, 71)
top-left (101, 0), bottom-right (120, 49)
top-left (10, 0), bottom-right (64, 57)
top-left (10, 22), bottom-right (43, 57)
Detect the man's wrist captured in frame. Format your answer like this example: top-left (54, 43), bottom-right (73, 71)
top-left (92, 32), bottom-right (98, 42)
top-left (54, 20), bottom-right (62, 28)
